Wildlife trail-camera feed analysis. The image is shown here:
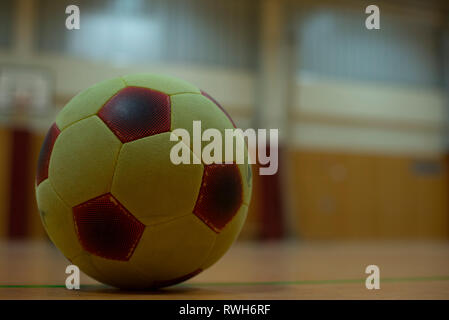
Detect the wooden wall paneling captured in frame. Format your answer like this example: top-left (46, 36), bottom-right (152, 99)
top-left (0, 127), bottom-right (12, 239)
top-left (289, 149), bottom-right (449, 240)
top-left (27, 132), bottom-right (46, 239)
top-left (340, 153), bottom-right (379, 239)
top-left (290, 151), bottom-right (342, 239)
top-left (375, 156), bottom-right (413, 239)
top-left (411, 156), bottom-right (449, 239)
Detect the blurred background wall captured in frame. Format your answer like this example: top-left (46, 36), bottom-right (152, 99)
top-left (0, 0), bottom-right (448, 241)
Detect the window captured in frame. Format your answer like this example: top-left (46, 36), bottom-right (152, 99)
top-left (36, 0), bottom-right (259, 69)
top-left (294, 8), bottom-right (443, 87)
top-left (0, 0), bottom-right (14, 48)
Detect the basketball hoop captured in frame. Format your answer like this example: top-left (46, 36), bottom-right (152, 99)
top-left (0, 65), bottom-right (53, 128)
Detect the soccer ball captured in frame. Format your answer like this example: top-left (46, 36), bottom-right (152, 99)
top-left (35, 73), bottom-right (252, 289)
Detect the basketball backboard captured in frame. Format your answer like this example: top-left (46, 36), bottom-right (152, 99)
top-left (0, 65), bottom-right (53, 118)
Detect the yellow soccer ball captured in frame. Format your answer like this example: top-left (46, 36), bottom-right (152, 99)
top-left (35, 74), bottom-right (252, 289)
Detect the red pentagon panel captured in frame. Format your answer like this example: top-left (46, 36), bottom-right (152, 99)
top-left (201, 90), bottom-right (236, 128)
top-left (193, 164), bottom-right (243, 233)
top-left (73, 193), bottom-right (145, 261)
top-left (98, 86), bottom-right (171, 143)
top-left (36, 123), bottom-right (60, 186)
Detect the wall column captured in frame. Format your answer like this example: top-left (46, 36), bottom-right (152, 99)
top-left (13, 0), bottom-right (36, 58)
top-left (255, 0), bottom-right (295, 239)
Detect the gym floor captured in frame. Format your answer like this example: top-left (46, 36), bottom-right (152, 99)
top-left (1, 241), bottom-right (448, 299)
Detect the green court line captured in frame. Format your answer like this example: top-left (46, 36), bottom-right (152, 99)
top-left (181, 275), bottom-right (449, 287)
top-left (1, 275), bottom-right (448, 289)
top-left (0, 285), bottom-right (66, 288)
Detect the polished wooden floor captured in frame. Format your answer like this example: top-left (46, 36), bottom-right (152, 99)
top-left (0, 240), bottom-right (448, 299)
